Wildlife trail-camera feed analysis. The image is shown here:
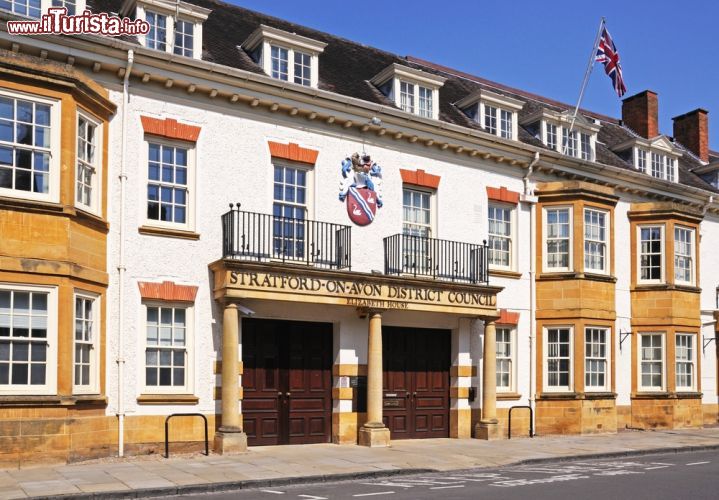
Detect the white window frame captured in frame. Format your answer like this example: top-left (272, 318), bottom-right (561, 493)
top-left (479, 102), bottom-right (518, 140)
top-left (584, 327), bottom-right (610, 392)
top-left (75, 111), bottom-right (102, 215)
top-left (72, 291), bottom-right (99, 395)
top-left (543, 326), bottom-right (574, 393)
top-left (541, 120), bottom-right (596, 161)
top-left (143, 138), bottom-right (196, 232)
top-left (399, 80), bottom-right (415, 115)
top-left (488, 202), bottom-right (515, 271)
top-left (0, 283), bottom-right (58, 396)
top-left (136, 3), bottom-right (204, 60)
top-left (496, 326), bottom-right (516, 393)
top-left (583, 207), bottom-right (609, 275)
top-left (675, 333), bottom-right (697, 392)
top-left (674, 226), bottom-right (695, 286)
top-left (402, 186), bottom-right (435, 238)
top-left (635, 148), bottom-right (647, 173)
top-left (1, 0), bottom-right (86, 17)
top-left (637, 224), bottom-right (665, 284)
top-left (0, 87), bottom-right (61, 203)
top-left (543, 206), bottom-right (573, 272)
top-left (638, 332), bottom-right (665, 392)
top-left (141, 302), bottom-right (194, 395)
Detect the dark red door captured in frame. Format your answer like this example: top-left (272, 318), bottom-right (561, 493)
top-left (242, 319), bottom-right (332, 446)
top-left (382, 327), bottom-right (450, 439)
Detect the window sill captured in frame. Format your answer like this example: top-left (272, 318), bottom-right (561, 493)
top-left (537, 392), bottom-right (580, 400)
top-left (583, 391), bottom-right (617, 400)
top-left (675, 391), bottom-right (702, 399)
top-left (632, 283), bottom-right (701, 294)
top-left (0, 394), bottom-right (107, 406)
top-left (137, 394), bottom-right (200, 405)
top-left (138, 225), bottom-right (200, 240)
top-left (538, 272), bottom-right (617, 283)
top-left (631, 392), bottom-right (673, 399)
top-left (489, 269), bottom-right (523, 280)
top-left (497, 392), bottom-right (522, 401)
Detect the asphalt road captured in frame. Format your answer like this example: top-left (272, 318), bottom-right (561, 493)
top-left (172, 449), bottom-right (719, 500)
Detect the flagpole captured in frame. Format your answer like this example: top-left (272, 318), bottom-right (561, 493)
top-left (564, 17), bottom-right (606, 153)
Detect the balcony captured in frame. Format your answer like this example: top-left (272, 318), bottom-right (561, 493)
top-left (383, 233), bottom-right (489, 285)
top-left (221, 204), bottom-right (352, 270)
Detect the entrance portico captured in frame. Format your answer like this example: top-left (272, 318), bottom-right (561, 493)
top-left (210, 260), bottom-right (502, 451)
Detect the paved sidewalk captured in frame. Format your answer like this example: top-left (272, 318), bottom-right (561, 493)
top-left (2, 428), bottom-right (719, 499)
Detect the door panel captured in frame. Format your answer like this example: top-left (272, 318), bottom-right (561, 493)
top-left (242, 319), bottom-right (332, 446)
top-left (382, 327), bottom-right (450, 439)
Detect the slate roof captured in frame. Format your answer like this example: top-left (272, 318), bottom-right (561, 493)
top-left (89, 0), bottom-right (716, 193)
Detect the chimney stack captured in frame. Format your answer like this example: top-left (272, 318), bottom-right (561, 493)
top-left (622, 90), bottom-right (659, 139)
top-left (672, 109), bottom-right (709, 163)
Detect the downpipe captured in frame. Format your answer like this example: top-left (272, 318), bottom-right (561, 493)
top-left (524, 152), bottom-right (539, 435)
top-left (117, 49), bottom-right (134, 457)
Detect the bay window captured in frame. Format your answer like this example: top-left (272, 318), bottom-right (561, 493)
top-left (0, 285), bottom-right (57, 395)
top-left (675, 333), bottom-right (696, 391)
top-left (0, 90), bottom-right (59, 202)
top-left (674, 226), bottom-right (694, 285)
top-left (73, 293), bottom-right (99, 394)
top-left (638, 225), bottom-right (664, 283)
top-left (76, 113), bottom-right (100, 212)
top-left (585, 327), bottom-right (609, 391)
top-left (544, 207), bottom-right (572, 271)
top-left (545, 327), bottom-right (572, 391)
top-left (584, 208), bottom-right (608, 273)
top-left (639, 333), bottom-right (664, 391)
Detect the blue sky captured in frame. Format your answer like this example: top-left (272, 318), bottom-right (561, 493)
top-left (226, 0), bottom-right (718, 149)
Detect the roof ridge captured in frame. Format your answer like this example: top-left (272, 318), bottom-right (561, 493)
top-left (406, 55), bottom-right (619, 125)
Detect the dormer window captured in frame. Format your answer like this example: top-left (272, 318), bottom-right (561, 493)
top-left (522, 110), bottom-right (599, 161)
top-left (128, 0), bottom-right (210, 60)
top-left (0, 0), bottom-right (84, 18)
top-left (371, 64), bottom-right (446, 120)
top-left (612, 136), bottom-right (681, 183)
top-left (455, 90), bottom-right (523, 140)
top-left (244, 25), bottom-right (327, 88)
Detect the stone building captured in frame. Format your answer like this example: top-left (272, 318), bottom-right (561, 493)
top-left (0, 0), bottom-right (718, 466)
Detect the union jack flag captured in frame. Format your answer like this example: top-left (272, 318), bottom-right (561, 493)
top-left (595, 26), bottom-right (626, 97)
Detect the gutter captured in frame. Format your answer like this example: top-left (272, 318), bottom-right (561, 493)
top-left (117, 48), bottom-right (134, 458)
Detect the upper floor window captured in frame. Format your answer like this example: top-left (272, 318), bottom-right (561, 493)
top-left (584, 208), bottom-right (608, 274)
top-left (0, 90), bottom-right (59, 202)
top-left (488, 204), bottom-right (513, 269)
top-left (638, 225), bottom-right (664, 283)
top-left (544, 206), bottom-right (572, 271)
top-left (146, 11), bottom-right (167, 51)
top-left (615, 137), bottom-right (681, 183)
top-left (146, 141), bottom-right (193, 229)
top-left (52, 0), bottom-right (76, 15)
top-left (134, 1), bottom-right (209, 60)
top-left (523, 111), bottom-right (599, 161)
top-left (402, 188), bottom-right (432, 238)
top-left (457, 90), bottom-right (523, 140)
top-left (174, 19), bottom-right (194, 57)
top-left (76, 113), bottom-right (101, 213)
top-left (372, 63), bottom-right (445, 120)
top-left (674, 226), bottom-right (695, 285)
top-left (273, 164), bottom-right (309, 260)
top-left (0, 0), bottom-right (41, 18)
top-left (244, 25), bottom-right (327, 89)
top-left (496, 327), bottom-right (515, 392)
top-left (645, 150), bottom-right (677, 182)
top-left (0, 285), bottom-right (57, 395)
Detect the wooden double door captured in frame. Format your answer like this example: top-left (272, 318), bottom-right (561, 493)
top-left (242, 319), bottom-right (332, 446)
top-left (382, 327), bottom-right (450, 439)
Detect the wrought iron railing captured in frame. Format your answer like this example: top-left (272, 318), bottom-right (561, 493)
top-left (383, 233), bottom-right (489, 284)
top-left (222, 204), bottom-right (352, 270)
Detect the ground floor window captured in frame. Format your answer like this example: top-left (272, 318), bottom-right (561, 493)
top-left (675, 333), bottom-right (696, 391)
top-left (496, 327), bottom-right (514, 391)
top-left (639, 333), bottom-right (664, 391)
top-left (585, 327), bottom-right (609, 391)
top-left (0, 285), bottom-right (56, 394)
top-left (545, 327), bottom-right (572, 391)
top-left (144, 304), bottom-right (191, 392)
top-left (73, 293), bottom-right (99, 393)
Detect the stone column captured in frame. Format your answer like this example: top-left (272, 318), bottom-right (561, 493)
top-left (214, 303), bottom-right (247, 453)
top-left (358, 310), bottom-right (390, 447)
top-left (475, 318), bottom-right (500, 440)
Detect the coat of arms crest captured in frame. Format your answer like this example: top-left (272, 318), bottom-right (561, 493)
top-left (338, 152), bottom-right (383, 226)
